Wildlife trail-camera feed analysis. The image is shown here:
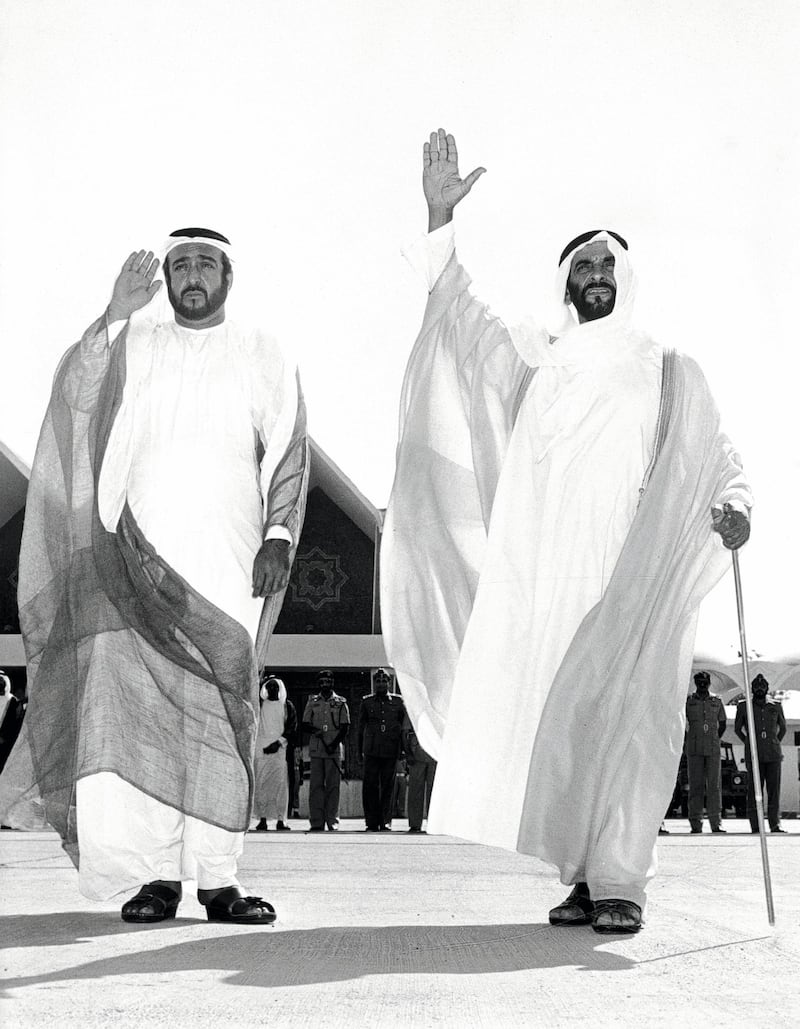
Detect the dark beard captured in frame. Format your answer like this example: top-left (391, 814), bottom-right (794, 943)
top-left (168, 281), bottom-right (229, 322)
top-left (573, 284), bottom-right (616, 322)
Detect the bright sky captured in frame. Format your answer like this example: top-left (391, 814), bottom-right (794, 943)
top-left (1, 0), bottom-right (797, 661)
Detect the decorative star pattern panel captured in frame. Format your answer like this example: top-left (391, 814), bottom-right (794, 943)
top-left (290, 546), bottom-right (350, 611)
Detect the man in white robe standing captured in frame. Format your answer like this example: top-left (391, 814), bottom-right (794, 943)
top-left (381, 130), bottom-right (752, 933)
top-left (0, 228), bottom-right (308, 926)
top-left (253, 675), bottom-right (292, 832)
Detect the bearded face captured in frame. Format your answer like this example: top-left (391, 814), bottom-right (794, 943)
top-left (164, 243), bottom-right (232, 325)
top-left (565, 241), bottom-right (617, 322)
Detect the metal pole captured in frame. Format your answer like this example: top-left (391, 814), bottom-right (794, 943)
top-left (731, 548), bottom-right (775, 926)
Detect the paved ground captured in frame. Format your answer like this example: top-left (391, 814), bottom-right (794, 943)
top-left (1, 819), bottom-right (798, 1028)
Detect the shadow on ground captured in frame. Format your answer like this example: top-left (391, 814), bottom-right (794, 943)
top-left (1, 913), bottom-right (637, 992)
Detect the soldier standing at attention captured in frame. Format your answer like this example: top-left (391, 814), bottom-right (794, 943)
top-left (358, 669), bottom-right (406, 832)
top-left (685, 671), bottom-right (727, 834)
top-left (735, 674), bottom-right (787, 834)
top-left (403, 711), bottom-right (437, 834)
top-left (302, 670), bottom-right (350, 832)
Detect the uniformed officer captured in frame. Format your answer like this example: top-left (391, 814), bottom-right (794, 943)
top-left (403, 711), bottom-right (437, 834)
top-left (734, 674), bottom-right (787, 833)
top-left (302, 669), bottom-right (350, 831)
top-left (358, 668), bottom-right (406, 831)
top-left (685, 671), bottom-right (727, 834)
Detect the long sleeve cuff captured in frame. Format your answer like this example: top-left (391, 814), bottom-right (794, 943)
top-left (401, 222), bottom-right (456, 292)
top-left (265, 524), bottom-right (293, 545)
top-left (713, 441), bottom-right (753, 516)
top-left (711, 496), bottom-right (751, 517)
top-left (106, 316), bottom-right (127, 344)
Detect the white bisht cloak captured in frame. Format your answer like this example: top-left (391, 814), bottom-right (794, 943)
top-left (381, 232), bottom-right (751, 898)
top-left (2, 297), bottom-right (308, 895)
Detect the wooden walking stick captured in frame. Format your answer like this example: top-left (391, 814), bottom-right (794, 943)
top-left (731, 548), bottom-right (775, 926)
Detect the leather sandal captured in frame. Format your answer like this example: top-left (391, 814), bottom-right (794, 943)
top-left (591, 898), bottom-right (642, 934)
top-left (549, 883), bottom-right (594, 926)
top-left (121, 882), bottom-right (181, 923)
top-left (200, 885), bottom-right (277, 925)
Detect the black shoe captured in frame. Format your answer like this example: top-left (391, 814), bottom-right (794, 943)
top-left (308, 826), bottom-right (324, 833)
top-left (199, 886), bottom-right (276, 925)
top-left (658, 827), bottom-right (670, 835)
top-left (364, 826), bottom-right (381, 832)
top-left (379, 825), bottom-right (392, 832)
top-left (690, 827), bottom-right (703, 834)
top-left (711, 826), bottom-right (727, 834)
top-left (326, 824), bottom-right (338, 831)
top-left (121, 882), bottom-right (182, 923)
top-left (407, 827), bottom-right (423, 833)
top-left (549, 883), bottom-right (594, 926)
top-left (592, 899), bottom-right (642, 935)
top-left (254, 820), bottom-right (269, 832)
top-left (771, 826), bottom-right (787, 833)
top-left (275, 821), bottom-right (292, 832)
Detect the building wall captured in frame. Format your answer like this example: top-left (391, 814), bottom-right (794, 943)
top-left (275, 486), bottom-right (375, 635)
top-left (0, 509), bottom-right (23, 634)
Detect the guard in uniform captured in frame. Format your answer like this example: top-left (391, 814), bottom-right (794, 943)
top-left (403, 711), bottom-right (437, 833)
top-left (685, 671), bottom-right (727, 833)
top-left (734, 673), bottom-right (787, 833)
top-left (358, 668), bottom-right (406, 831)
top-left (302, 669), bottom-right (350, 831)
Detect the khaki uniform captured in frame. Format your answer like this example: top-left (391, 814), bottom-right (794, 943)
top-left (684, 692), bottom-right (726, 830)
top-left (303, 691), bottom-right (350, 830)
top-left (403, 713), bottom-right (437, 831)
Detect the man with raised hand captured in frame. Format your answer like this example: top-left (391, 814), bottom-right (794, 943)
top-left (381, 129), bottom-right (752, 934)
top-left (1, 228), bottom-right (308, 926)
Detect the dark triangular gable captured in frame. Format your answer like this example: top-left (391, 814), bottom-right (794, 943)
top-left (275, 485), bottom-right (376, 634)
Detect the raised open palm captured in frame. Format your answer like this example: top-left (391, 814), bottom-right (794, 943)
top-left (423, 128), bottom-right (485, 212)
top-left (108, 250), bottom-right (162, 321)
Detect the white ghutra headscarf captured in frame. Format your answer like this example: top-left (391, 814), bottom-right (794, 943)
top-left (126, 227), bottom-right (236, 333)
top-left (510, 229), bottom-right (651, 369)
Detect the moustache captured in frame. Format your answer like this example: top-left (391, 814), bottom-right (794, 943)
top-left (582, 280), bottom-right (615, 299)
top-left (181, 286), bottom-right (208, 300)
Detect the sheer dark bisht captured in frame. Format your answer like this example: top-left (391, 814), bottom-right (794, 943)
top-left (0, 317), bottom-right (308, 863)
